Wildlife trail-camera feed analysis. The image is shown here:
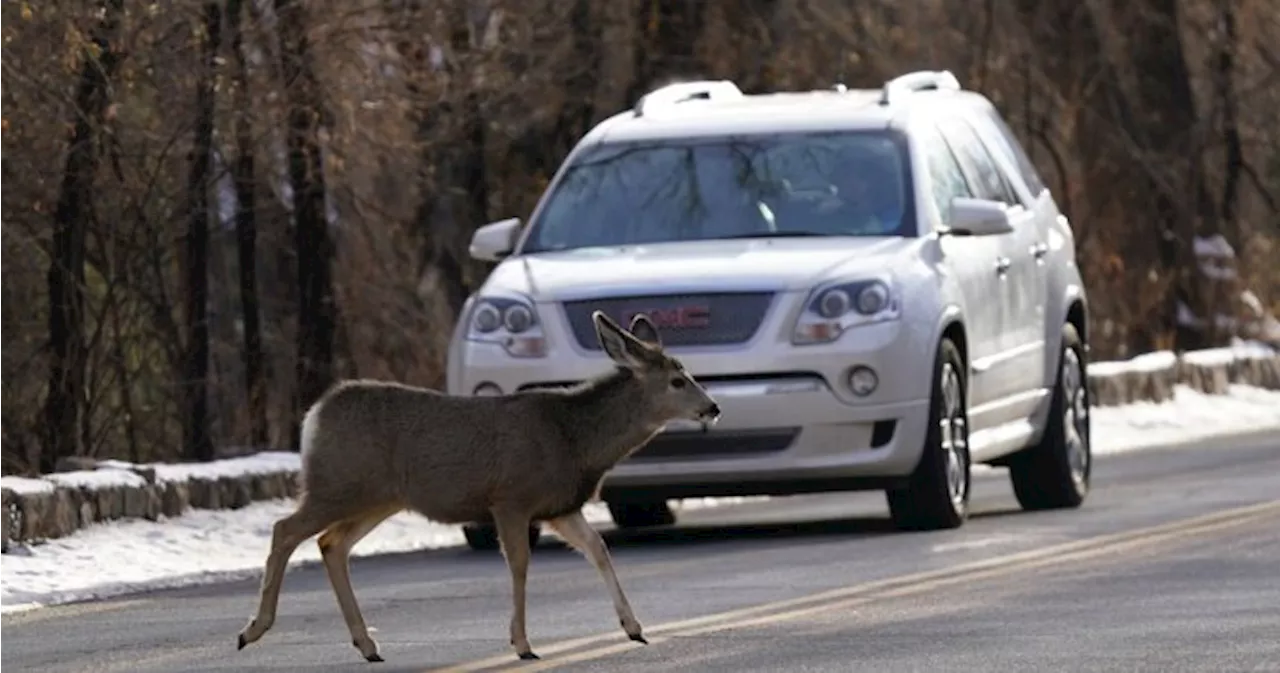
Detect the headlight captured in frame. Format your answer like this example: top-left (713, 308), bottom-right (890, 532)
top-left (793, 279), bottom-right (901, 345)
top-left (465, 295), bottom-right (547, 358)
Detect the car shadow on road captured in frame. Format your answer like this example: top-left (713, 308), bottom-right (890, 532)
top-left (526, 505), bottom-right (1029, 556)
top-left (592, 516), bottom-right (897, 549)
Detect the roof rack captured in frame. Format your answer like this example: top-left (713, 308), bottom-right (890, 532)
top-left (878, 70), bottom-right (961, 106)
top-left (633, 80), bottom-right (744, 117)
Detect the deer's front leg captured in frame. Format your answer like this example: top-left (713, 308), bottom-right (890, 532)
top-left (493, 510), bottom-right (538, 659)
top-left (549, 509), bottom-right (646, 643)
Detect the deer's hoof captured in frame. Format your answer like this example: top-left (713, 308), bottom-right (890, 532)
top-left (629, 633), bottom-right (649, 645)
top-left (518, 651), bottom-right (541, 660)
top-left (236, 634), bottom-right (247, 651)
top-left (354, 638), bottom-right (383, 662)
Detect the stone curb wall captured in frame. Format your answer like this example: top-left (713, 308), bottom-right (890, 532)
top-left (3, 454), bottom-right (300, 552)
top-left (4, 346), bottom-right (1277, 552)
top-left (1087, 346), bottom-right (1279, 407)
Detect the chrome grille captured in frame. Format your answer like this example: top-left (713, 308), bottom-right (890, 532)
top-left (561, 292), bottom-right (774, 349)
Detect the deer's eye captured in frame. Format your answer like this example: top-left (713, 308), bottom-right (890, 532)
top-left (671, 377), bottom-right (687, 389)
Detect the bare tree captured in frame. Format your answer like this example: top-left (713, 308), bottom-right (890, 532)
top-left (41, 0), bottom-right (127, 472)
top-left (274, 0), bottom-right (336, 446)
top-left (227, 0), bottom-right (269, 447)
top-left (181, 1), bottom-right (225, 461)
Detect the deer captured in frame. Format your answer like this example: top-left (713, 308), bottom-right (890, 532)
top-left (235, 310), bottom-right (721, 663)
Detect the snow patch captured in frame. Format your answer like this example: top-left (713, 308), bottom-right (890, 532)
top-left (1087, 350), bottom-right (1178, 376)
top-left (149, 451), bottom-right (300, 484)
top-left (0, 477), bottom-right (56, 496)
top-left (45, 469), bottom-right (146, 491)
top-left (1090, 384), bottom-right (1280, 455)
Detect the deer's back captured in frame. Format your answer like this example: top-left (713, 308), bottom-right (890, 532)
top-left (302, 380), bottom-right (592, 523)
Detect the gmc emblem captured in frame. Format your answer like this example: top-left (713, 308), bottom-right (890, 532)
top-left (623, 306), bottom-right (711, 329)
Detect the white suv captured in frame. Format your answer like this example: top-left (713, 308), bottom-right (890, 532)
top-left (447, 70), bottom-right (1092, 544)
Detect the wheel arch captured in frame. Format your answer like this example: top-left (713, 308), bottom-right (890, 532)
top-left (1065, 297), bottom-right (1088, 352)
top-left (1044, 285), bottom-right (1090, 388)
top-left (934, 305), bottom-right (969, 383)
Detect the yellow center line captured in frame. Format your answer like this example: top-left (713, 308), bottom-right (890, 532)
top-left (509, 637), bottom-right (673, 673)
top-left (427, 500), bottom-right (1280, 673)
top-left (671, 505), bottom-right (1273, 640)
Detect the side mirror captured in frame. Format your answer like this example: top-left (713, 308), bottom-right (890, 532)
top-left (469, 217), bottom-right (522, 262)
top-left (943, 197), bottom-right (1013, 237)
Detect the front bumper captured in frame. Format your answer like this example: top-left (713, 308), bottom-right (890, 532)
top-left (601, 391), bottom-right (931, 500)
top-left (449, 293), bottom-right (936, 500)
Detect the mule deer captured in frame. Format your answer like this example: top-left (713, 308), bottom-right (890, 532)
top-left (235, 310), bottom-right (721, 662)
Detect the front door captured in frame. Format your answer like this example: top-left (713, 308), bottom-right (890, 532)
top-left (919, 124), bottom-right (1007, 420)
top-left (937, 117), bottom-right (1046, 425)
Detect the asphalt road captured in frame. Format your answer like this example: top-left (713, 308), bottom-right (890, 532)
top-left (4, 431), bottom-right (1280, 673)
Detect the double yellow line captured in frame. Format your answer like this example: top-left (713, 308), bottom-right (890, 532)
top-left (429, 500), bottom-right (1280, 672)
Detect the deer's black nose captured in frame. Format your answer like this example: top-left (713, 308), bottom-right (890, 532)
top-left (704, 403), bottom-right (721, 419)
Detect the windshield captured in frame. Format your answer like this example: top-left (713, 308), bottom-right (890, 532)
top-left (520, 130), bottom-right (915, 254)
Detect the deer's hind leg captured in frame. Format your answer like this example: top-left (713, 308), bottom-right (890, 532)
top-left (317, 504), bottom-right (401, 662)
top-left (237, 499), bottom-right (336, 650)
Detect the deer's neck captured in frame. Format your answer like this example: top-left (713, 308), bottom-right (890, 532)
top-left (562, 367), bottom-right (663, 469)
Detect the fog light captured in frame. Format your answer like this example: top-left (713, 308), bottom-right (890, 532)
top-left (847, 366), bottom-right (878, 397)
top-left (473, 382), bottom-right (503, 397)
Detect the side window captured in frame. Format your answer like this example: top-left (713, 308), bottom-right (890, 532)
top-left (921, 127), bottom-right (972, 223)
top-left (979, 109), bottom-right (1047, 196)
top-left (937, 118), bottom-right (1019, 207)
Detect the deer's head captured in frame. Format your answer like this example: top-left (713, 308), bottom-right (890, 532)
top-left (591, 310), bottom-right (721, 426)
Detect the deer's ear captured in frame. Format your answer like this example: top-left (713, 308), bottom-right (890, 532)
top-left (593, 311), bottom-right (645, 368)
top-left (627, 313), bottom-right (662, 348)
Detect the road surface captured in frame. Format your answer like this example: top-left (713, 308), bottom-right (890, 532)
top-left (4, 431), bottom-right (1280, 673)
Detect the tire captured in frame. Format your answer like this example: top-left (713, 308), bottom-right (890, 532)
top-left (462, 522), bottom-right (542, 552)
top-left (886, 337), bottom-right (971, 531)
top-left (607, 500), bottom-right (677, 529)
top-left (1008, 323), bottom-right (1091, 511)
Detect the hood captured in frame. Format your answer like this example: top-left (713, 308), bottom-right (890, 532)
top-left (483, 237), bottom-right (919, 301)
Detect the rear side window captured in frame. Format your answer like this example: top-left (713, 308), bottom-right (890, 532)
top-left (977, 109), bottom-right (1047, 197)
top-left (920, 127), bottom-right (973, 223)
top-left (937, 118), bottom-right (1020, 206)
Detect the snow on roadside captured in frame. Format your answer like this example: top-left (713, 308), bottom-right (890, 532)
top-left (1091, 384), bottom-right (1280, 455)
top-left (3, 384), bottom-right (1279, 615)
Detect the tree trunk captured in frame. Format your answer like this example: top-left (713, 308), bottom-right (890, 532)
top-left (552, 0), bottom-right (600, 156)
top-left (275, 0), bottom-right (335, 447)
top-left (181, 1), bottom-right (223, 462)
top-left (437, 89), bottom-right (488, 318)
top-left (227, 0), bottom-right (269, 448)
top-left (1215, 1), bottom-right (1242, 241)
top-left (41, 0), bottom-right (126, 473)
top-left (1116, 0), bottom-right (1211, 351)
top-left (628, 0), bottom-right (707, 102)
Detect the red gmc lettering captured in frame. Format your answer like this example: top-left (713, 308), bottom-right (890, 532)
top-left (622, 306), bottom-right (711, 329)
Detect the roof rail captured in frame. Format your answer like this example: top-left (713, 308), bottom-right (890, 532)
top-left (878, 70), bottom-right (961, 106)
top-left (633, 80), bottom-right (744, 117)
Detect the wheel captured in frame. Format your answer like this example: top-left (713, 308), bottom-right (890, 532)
top-left (1008, 323), bottom-right (1091, 510)
top-left (886, 337), bottom-right (970, 531)
top-left (462, 522), bottom-right (542, 551)
top-left (607, 500), bottom-right (676, 529)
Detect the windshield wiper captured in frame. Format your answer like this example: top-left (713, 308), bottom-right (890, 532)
top-left (715, 230), bottom-right (833, 240)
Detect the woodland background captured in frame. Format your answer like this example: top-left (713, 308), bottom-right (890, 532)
top-left (2, 0), bottom-right (1278, 474)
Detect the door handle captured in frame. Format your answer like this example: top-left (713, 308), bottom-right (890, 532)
top-left (1030, 242), bottom-right (1049, 259)
top-left (995, 256), bottom-right (1012, 275)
